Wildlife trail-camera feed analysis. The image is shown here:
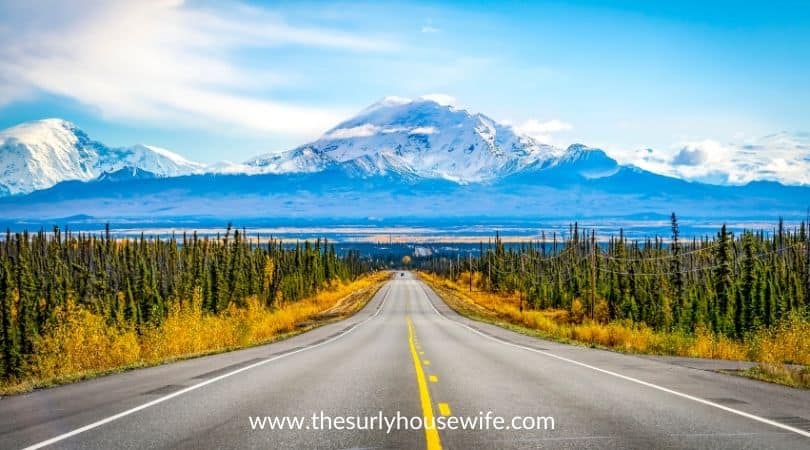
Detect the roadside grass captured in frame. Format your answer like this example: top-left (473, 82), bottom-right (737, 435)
top-left (419, 271), bottom-right (810, 389)
top-left (742, 364), bottom-right (810, 389)
top-left (0, 272), bottom-right (389, 396)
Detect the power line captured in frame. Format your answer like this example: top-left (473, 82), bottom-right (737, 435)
top-left (597, 264), bottom-right (724, 277)
top-left (596, 242), bottom-right (804, 277)
top-left (600, 242), bottom-right (722, 262)
top-left (486, 247), bottom-right (587, 276)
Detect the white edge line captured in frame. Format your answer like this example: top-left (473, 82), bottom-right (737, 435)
top-left (418, 280), bottom-right (810, 439)
top-left (23, 283), bottom-right (393, 450)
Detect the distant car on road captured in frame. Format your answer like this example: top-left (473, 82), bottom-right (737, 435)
top-left (400, 272), bottom-right (404, 276)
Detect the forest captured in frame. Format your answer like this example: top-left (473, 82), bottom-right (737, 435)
top-left (0, 225), bottom-right (371, 384)
top-left (2, 215), bottom-right (809, 390)
top-left (422, 215), bottom-right (810, 339)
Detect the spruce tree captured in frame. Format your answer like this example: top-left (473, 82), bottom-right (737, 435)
top-left (15, 237), bottom-right (38, 356)
top-left (713, 224), bottom-right (733, 333)
top-left (805, 219), bottom-right (810, 313)
top-left (670, 213), bottom-right (683, 328)
top-left (740, 232), bottom-right (757, 333)
top-left (0, 261), bottom-right (8, 378)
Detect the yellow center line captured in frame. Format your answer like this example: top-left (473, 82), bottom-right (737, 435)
top-left (407, 316), bottom-right (442, 450)
top-left (429, 375), bottom-right (438, 383)
top-left (438, 403), bottom-right (452, 417)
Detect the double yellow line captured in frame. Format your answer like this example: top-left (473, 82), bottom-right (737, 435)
top-left (406, 316), bottom-right (442, 450)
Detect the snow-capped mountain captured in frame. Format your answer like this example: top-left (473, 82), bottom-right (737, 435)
top-left (545, 144), bottom-right (620, 178)
top-left (0, 102), bottom-right (628, 197)
top-left (245, 96), bottom-right (560, 183)
top-left (0, 119), bottom-right (203, 195)
top-left (1, 99), bottom-right (808, 221)
top-left (3, 96), bottom-right (809, 219)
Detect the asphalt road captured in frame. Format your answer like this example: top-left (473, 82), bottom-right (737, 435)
top-left (2, 272), bottom-right (810, 449)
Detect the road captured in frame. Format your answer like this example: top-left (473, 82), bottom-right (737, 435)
top-left (2, 272), bottom-right (809, 449)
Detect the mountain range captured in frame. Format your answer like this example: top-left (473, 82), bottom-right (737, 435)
top-left (0, 98), bottom-right (808, 221)
top-left (0, 119), bottom-right (203, 196)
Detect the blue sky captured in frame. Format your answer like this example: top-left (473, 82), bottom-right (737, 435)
top-left (1, 0), bottom-right (809, 176)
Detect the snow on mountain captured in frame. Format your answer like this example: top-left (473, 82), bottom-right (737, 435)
top-left (246, 147), bottom-right (331, 174)
top-left (551, 144), bottom-right (620, 178)
top-left (245, 97), bottom-right (560, 183)
top-left (205, 160), bottom-right (259, 175)
top-left (1, 103), bottom-right (808, 220)
top-left (4, 99), bottom-right (807, 202)
top-left (0, 119), bottom-right (204, 195)
top-left (123, 144), bottom-right (203, 176)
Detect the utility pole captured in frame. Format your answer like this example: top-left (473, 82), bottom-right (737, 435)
top-left (487, 255), bottom-right (491, 290)
top-left (805, 208), bottom-right (810, 311)
top-left (469, 252), bottom-right (473, 292)
top-left (591, 229), bottom-right (596, 321)
top-left (520, 254), bottom-right (526, 313)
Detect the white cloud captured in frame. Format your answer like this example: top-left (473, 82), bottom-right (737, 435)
top-left (672, 140), bottom-right (730, 166)
top-left (419, 93), bottom-right (457, 107)
top-left (409, 126), bottom-right (437, 135)
top-left (626, 134), bottom-right (810, 186)
top-left (671, 147), bottom-right (708, 166)
top-left (381, 126), bottom-right (410, 134)
top-left (323, 124), bottom-right (381, 140)
top-left (513, 119), bottom-right (573, 144)
top-left (323, 124), bottom-right (438, 140)
top-left (0, 0), bottom-right (397, 136)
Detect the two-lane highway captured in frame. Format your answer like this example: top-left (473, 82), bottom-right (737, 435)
top-left (2, 272), bottom-right (809, 449)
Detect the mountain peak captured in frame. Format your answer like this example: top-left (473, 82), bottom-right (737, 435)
top-left (556, 144), bottom-right (619, 178)
top-left (0, 118), bottom-right (202, 195)
top-left (561, 143), bottom-right (611, 160)
top-left (0, 118), bottom-right (80, 145)
top-left (247, 96), bottom-right (556, 183)
top-left (97, 166), bottom-right (159, 182)
top-left (25, 117), bottom-right (77, 129)
top-left (365, 96), bottom-right (414, 110)
top-left (37, 117), bottom-right (76, 127)
top-left (363, 94), bottom-right (458, 113)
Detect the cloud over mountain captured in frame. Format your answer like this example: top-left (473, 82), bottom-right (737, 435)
top-left (629, 133), bottom-right (810, 186)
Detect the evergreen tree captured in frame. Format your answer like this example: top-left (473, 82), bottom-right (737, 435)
top-left (15, 236), bottom-right (38, 356)
top-left (805, 219), bottom-right (810, 313)
top-left (0, 261), bottom-right (12, 378)
top-left (425, 218), bottom-right (806, 339)
top-left (740, 232), bottom-right (757, 333)
top-left (713, 224), bottom-right (733, 333)
top-left (670, 213), bottom-right (683, 328)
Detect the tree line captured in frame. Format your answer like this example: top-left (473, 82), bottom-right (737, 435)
top-left (0, 225), bottom-right (369, 380)
top-left (423, 215), bottom-right (810, 339)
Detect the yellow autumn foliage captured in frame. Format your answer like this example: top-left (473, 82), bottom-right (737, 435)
top-left (3, 272), bottom-right (387, 394)
top-left (420, 272), bottom-right (808, 367)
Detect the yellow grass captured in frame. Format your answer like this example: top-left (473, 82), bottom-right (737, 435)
top-left (2, 272), bottom-right (388, 395)
top-left (745, 363), bottom-right (810, 389)
top-left (421, 272), bottom-right (810, 371)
